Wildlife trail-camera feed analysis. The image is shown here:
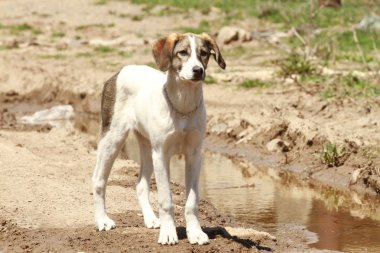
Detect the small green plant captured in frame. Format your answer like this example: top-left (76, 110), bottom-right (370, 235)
top-left (94, 46), bottom-right (115, 53)
top-left (204, 75), bottom-right (217, 85)
top-left (75, 23), bottom-right (114, 31)
top-left (76, 52), bottom-right (95, 58)
top-left (320, 88), bottom-right (335, 99)
top-left (94, 0), bottom-right (108, 5)
top-left (11, 23), bottom-right (33, 32)
top-left (0, 45), bottom-right (8, 50)
top-left (362, 145), bottom-right (380, 160)
top-left (342, 74), bottom-right (379, 97)
top-left (146, 62), bottom-right (156, 68)
top-left (38, 54), bottom-right (67, 60)
top-left (239, 79), bottom-right (269, 89)
top-left (314, 74), bottom-right (379, 99)
top-left (321, 142), bottom-right (345, 167)
top-left (118, 50), bottom-right (133, 57)
top-left (131, 15), bottom-right (144, 21)
top-left (52, 32), bottom-right (65, 38)
top-left (0, 23), bottom-right (42, 34)
top-left (276, 52), bottom-right (317, 78)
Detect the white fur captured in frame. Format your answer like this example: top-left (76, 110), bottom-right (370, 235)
top-left (92, 60), bottom-right (209, 245)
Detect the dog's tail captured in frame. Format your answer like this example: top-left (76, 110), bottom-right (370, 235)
top-left (100, 71), bottom-right (119, 138)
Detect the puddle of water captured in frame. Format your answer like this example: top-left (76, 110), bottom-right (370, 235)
top-left (17, 110), bottom-right (380, 253)
top-left (123, 133), bottom-right (380, 253)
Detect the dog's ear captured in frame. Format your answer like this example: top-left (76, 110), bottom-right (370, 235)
top-left (201, 33), bottom-right (226, 70)
top-left (152, 33), bottom-right (179, 71)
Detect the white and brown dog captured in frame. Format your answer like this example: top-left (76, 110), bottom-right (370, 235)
top-left (92, 33), bottom-right (226, 245)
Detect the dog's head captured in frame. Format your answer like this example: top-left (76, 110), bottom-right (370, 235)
top-left (152, 33), bottom-right (226, 82)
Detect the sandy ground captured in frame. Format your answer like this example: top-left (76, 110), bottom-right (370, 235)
top-left (1, 0), bottom-right (379, 252)
top-left (0, 128), bottom-right (290, 252)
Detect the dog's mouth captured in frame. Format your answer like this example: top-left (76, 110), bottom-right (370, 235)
top-left (179, 74), bottom-right (205, 82)
top-left (192, 73), bottom-right (205, 82)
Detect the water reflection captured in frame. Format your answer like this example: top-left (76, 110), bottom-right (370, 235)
top-left (122, 134), bottom-right (380, 253)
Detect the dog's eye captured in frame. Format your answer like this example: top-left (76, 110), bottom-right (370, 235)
top-left (178, 50), bottom-right (188, 57)
top-left (200, 50), bottom-right (208, 57)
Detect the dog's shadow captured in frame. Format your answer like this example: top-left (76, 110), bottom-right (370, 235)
top-left (176, 226), bottom-right (272, 251)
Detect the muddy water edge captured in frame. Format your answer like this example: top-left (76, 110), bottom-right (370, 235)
top-left (72, 111), bottom-right (380, 253)
top-left (4, 95), bottom-right (380, 253)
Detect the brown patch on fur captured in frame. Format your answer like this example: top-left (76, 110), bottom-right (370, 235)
top-left (152, 33), bottom-right (183, 71)
top-left (194, 36), bottom-right (212, 69)
top-left (101, 72), bottom-right (119, 137)
top-left (200, 33), bottom-right (226, 69)
top-left (171, 36), bottom-right (191, 72)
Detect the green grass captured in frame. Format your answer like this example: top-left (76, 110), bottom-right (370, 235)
top-left (131, 15), bottom-right (144, 21)
top-left (75, 23), bottom-right (114, 31)
top-left (146, 62), bottom-right (157, 68)
top-left (0, 23), bottom-right (42, 35)
top-left (76, 52), bottom-right (94, 58)
top-left (118, 50), bottom-right (133, 57)
top-left (252, 1), bottom-right (376, 29)
top-left (239, 79), bottom-right (269, 89)
top-left (38, 54), bottom-right (67, 60)
top-left (204, 75), bottom-right (217, 85)
top-left (10, 23), bottom-right (34, 32)
top-left (223, 45), bottom-right (260, 60)
top-left (180, 20), bottom-right (210, 34)
top-left (94, 0), bottom-right (108, 5)
top-left (0, 45), bottom-right (9, 50)
top-left (52, 32), bottom-right (65, 38)
top-left (341, 74), bottom-right (379, 97)
top-left (94, 46), bottom-right (116, 53)
top-left (321, 74), bottom-right (379, 99)
top-left (300, 72), bottom-right (380, 99)
top-left (336, 29), bottom-right (379, 54)
top-left (336, 53), bottom-right (374, 63)
top-left (131, 0), bottom-right (378, 28)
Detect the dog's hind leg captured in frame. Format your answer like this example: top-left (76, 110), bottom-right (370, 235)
top-left (92, 126), bottom-right (129, 231)
top-left (135, 131), bottom-right (160, 229)
top-left (185, 148), bottom-right (209, 245)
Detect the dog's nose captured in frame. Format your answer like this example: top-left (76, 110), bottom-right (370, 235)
top-left (192, 66), bottom-right (204, 75)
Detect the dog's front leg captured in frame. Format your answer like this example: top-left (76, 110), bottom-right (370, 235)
top-left (185, 149), bottom-right (209, 245)
top-left (152, 149), bottom-right (178, 245)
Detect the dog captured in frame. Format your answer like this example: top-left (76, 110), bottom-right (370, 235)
top-left (92, 32), bottom-right (226, 245)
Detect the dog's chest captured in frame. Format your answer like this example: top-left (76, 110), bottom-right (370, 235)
top-left (165, 128), bottom-right (201, 156)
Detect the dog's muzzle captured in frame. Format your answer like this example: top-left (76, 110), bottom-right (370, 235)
top-left (192, 66), bottom-right (204, 81)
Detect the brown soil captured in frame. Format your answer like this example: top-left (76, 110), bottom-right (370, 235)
top-left (1, 0), bottom-right (379, 252)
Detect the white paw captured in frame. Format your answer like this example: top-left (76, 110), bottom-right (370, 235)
top-left (187, 228), bottom-right (209, 245)
top-left (144, 213), bottom-right (160, 229)
top-left (158, 225), bottom-right (178, 245)
top-left (96, 215), bottom-right (116, 231)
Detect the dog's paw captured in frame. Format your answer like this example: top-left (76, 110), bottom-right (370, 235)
top-left (187, 228), bottom-right (209, 245)
top-left (158, 225), bottom-right (178, 245)
top-left (96, 215), bottom-right (116, 231)
top-left (144, 213), bottom-right (160, 229)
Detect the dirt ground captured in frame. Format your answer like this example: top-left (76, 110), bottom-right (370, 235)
top-left (1, 0), bottom-right (379, 252)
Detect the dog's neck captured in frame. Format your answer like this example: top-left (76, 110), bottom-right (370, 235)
top-left (164, 71), bottom-right (203, 117)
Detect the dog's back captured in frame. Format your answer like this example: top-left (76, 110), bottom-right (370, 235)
top-left (100, 66), bottom-right (166, 137)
